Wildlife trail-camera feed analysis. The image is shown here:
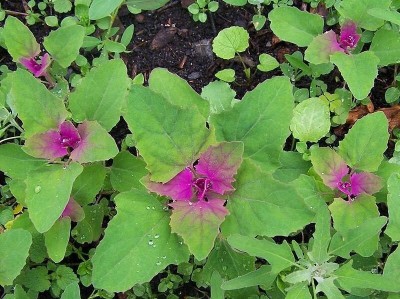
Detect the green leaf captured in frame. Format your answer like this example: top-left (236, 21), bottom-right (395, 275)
top-left (268, 7), bottom-right (323, 47)
top-left (53, 0), bottom-right (72, 13)
top-left (15, 266), bottom-right (50, 292)
top-left (290, 97), bottom-right (330, 142)
top-left (273, 152), bottom-right (311, 183)
top-left (330, 51), bottom-right (379, 100)
top-left (338, 112), bottom-right (389, 172)
top-left (334, 261), bottom-right (400, 293)
top-left (286, 282), bottom-right (312, 299)
top-left (221, 0), bottom-right (246, 5)
top-left (61, 282), bottom-right (81, 299)
top-left (215, 68), bottom-right (235, 83)
top-left (385, 173), bottom-right (400, 241)
top-left (336, 0), bottom-right (391, 31)
top-left (222, 160), bottom-right (314, 237)
top-left (221, 265), bottom-right (275, 291)
top-left (71, 204), bottom-right (104, 244)
top-left (9, 70), bottom-right (68, 137)
top-left (328, 216), bottom-right (387, 258)
top-left (124, 85), bottom-right (211, 182)
top-left (309, 205), bottom-right (331, 264)
top-left (210, 271), bottom-right (224, 299)
top-left (370, 28), bottom-right (400, 66)
top-left (315, 277), bottom-right (345, 299)
top-left (384, 246), bottom-right (400, 277)
top-left (368, 8), bottom-right (400, 26)
top-left (228, 234), bottom-right (295, 274)
top-left (125, 0), bottom-right (169, 10)
top-left (212, 26), bottom-right (249, 59)
top-left (329, 195), bottom-right (379, 233)
top-left (91, 190), bottom-right (190, 292)
top-left (69, 59), bottom-right (129, 131)
top-left (104, 40), bottom-right (126, 53)
top-left (0, 144), bottom-right (46, 180)
top-left (257, 53), bottom-right (279, 72)
top-left (25, 163), bottom-right (83, 233)
top-left (43, 25), bottom-right (85, 68)
top-left (55, 265), bottom-right (79, 290)
top-left (201, 80), bottom-right (236, 115)
top-left (211, 77), bottom-right (294, 172)
top-left (110, 151), bottom-right (147, 192)
top-left (3, 16), bottom-right (39, 59)
top-left (45, 16), bottom-right (59, 27)
top-left (121, 24), bottom-right (135, 47)
top-left (44, 218), bottom-right (71, 263)
top-left (148, 68), bottom-right (209, 119)
top-left (89, 0), bottom-right (123, 20)
top-left (305, 31), bottom-right (340, 65)
top-left (0, 229), bottom-right (32, 286)
top-left (72, 163), bottom-right (106, 205)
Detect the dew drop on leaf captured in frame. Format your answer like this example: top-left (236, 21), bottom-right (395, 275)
top-left (146, 206), bottom-right (150, 210)
top-left (34, 186), bottom-right (41, 193)
top-left (154, 234), bottom-right (160, 239)
top-left (222, 266), bottom-right (227, 271)
top-left (156, 261), bottom-right (161, 266)
top-left (148, 240), bottom-right (154, 246)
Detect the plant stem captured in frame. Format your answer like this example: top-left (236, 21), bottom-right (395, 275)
top-left (4, 9), bottom-right (28, 16)
top-left (0, 135), bottom-right (22, 144)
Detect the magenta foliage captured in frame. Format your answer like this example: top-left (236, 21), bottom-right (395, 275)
top-left (61, 197), bottom-right (85, 222)
top-left (339, 21), bottom-right (360, 51)
top-left (20, 53), bottom-right (51, 77)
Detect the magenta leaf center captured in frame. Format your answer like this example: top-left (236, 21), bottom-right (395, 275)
top-left (193, 177), bottom-right (213, 201)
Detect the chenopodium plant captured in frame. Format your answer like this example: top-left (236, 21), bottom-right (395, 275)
top-left (91, 68), bottom-right (314, 293)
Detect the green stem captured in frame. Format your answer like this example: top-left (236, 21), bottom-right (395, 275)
top-left (311, 278), bottom-right (318, 299)
top-left (0, 135), bottom-right (22, 144)
top-left (9, 118), bottom-right (24, 133)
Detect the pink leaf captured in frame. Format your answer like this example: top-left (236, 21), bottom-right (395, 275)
top-left (19, 53), bottom-right (51, 77)
top-left (61, 197), bottom-right (85, 222)
top-left (339, 21), bottom-right (360, 50)
top-left (350, 172), bottom-right (382, 196)
top-left (196, 142), bottom-right (244, 195)
top-left (59, 121), bottom-right (81, 149)
top-left (24, 129), bottom-right (68, 160)
top-left (145, 168), bottom-right (194, 201)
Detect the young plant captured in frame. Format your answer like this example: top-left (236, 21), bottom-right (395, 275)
top-left (188, 0), bottom-right (219, 23)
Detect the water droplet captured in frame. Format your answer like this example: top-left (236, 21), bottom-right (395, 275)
top-left (153, 244), bottom-right (156, 248)
top-left (151, 206), bottom-right (155, 210)
top-left (179, 241), bottom-right (183, 245)
top-left (34, 186), bottom-right (41, 193)
top-left (162, 256), bottom-right (167, 259)
top-left (148, 240), bottom-right (154, 246)
top-left (146, 206), bottom-right (150, 210)
top-left (188, 202), bottom-right (193, 206)
top-left (222, 266), bottom-right (227, 271)
top-left (154, 234), bottom-right (160, 239)
top-left (156, 261), bottom-right (161, 266)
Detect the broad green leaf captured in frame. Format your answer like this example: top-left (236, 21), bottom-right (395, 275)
top-left (15, 266), bottom-right (50, 292)
top-left (3, 16), bottom-right (39, 59)
top-left (338, 112), bottom-right (389, 172)
top-left (110, 151), bottom-right (147, 192)
top-left (328, 216), bottom-right (387, 258)
top-left (71, 204), bottom-right (104, 244)
top-left (305, 31), bottom-right (341, 65)
top-left (268, 7), bottom-right (323, 47)
top-left (386, 173), bottom-right (400, 241)
top-left (0, 144), bottom-right (46, 180)
top-left (55, 265), bottom-right (79, 290)
top-left (228, 234), bottom-right (295, 273)
top-left (384, 246), bottom-right (400, 278)
top-left (368, 8), bottom-right (400, 26)
top-left (309, 205), bottom-right (331, 264)
top-left (215, 68), bottom-right (235, 83)
top-left (286, 282), bottom-right (312, 299)
top-left (89, 0), bottom-right (123, 20)
top-left (336, 0), bottom-right (391, 31)
top-left (170, 200), bottom-right (227, 260)
top-left (212, 26), bottom-right (249, 59)
top-left (222, 160), bottom-right (314, 237)
top-left (290, 97), bottom-right (330, 142)
top-left (201, 81), bottom-right (236, 115)
top-left (72, 163), bottom-right (106, 205)
top-left (14, 284), bottom-right (30, 299)
top-left (69, 59), bottom-right (129, 131)
top-left (257, 53), bottom-right (279, 72)
top-left (210, 271), bottom-right (224, 299)
top-left (370, 28), bottom-right (400, 66)
top-left (273, 152), bottom-right (311, 183)
top-left (335, 261), bottom-right (400, 293)
top-left (25, 163), bottom-right (83, 233)
top-left (61, 282), bottom-right (81, 299)
top-left (125, 0), bottom-right (169, 10)
top-left (44, 218), bottom-right (71, 263)
top-left (43, 25), bottom-right (85, 68)
top-left (9, 70), bottom-right (68, 137)
top-left (0, 229), bottom-right (32, 286)
top-left (221, 265), bottom-right (276, 291)
top-left (149, 68), bottom-right (209, 118)
top-left (91, 190), bottom-right (190, 292)
top-left (315, 277), bottom-right (345, 299)
top-left (330, 51), bottom-right (379, 100)
top-left (124, 85), bottom-right (211, 182)
top-left (329, 195), bottom-right (379, 233)
top-left (69, 121), bottom-right (119, 163)
top-left (374, 161), bottom-right (400, 202)
top-left (211, 77), bottom-right (294, 172)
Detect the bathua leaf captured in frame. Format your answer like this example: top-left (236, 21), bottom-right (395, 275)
top-left (286, 282), bottom-right (313, 299)
top-left (338, 112), bottom-right (389, 172)
top-left (330, 51), bottom-right (379, 100)
top-left (149, 68), bottom-right (209, 118)
top-left (221, 265), bottom-right (276, 291)
top-left (309, 205), bottom-right (331, 264)
top-left (222, 160), bottom-right (314, 237)
top-left (268, 7), bottom-right (323, 47)
top-left (370, 28), bottom-right (400, 67)
top-left (44, 217), bottom-right (71, 263)
top-left (385, 173), bottom-right (400, 241)
top-left (89, 0), bottom-right (123, 20)
top-left (8, 70), bottom-right (68, 138)
top-left (60, 282), bottom-right (81, 299)
top-left (91, 189), bottom-right (190, 292)
top-left (0, 229), bottom-right (32, 286)
top-left (72, 163), bottom-right (107, 205)
top-left (43, 25), bottom-right (85, 68)
top-left (305, 31), bottom-right (343, 65)
top-left (124, 85), bottom-right (212, 182)
top-left (25, 163), bottom-right (83, 233)
top-left (71, 204), bottom-right (104, 244)
top-left (69, 59), bottom-right (129, 131)
top-left (211, 76), bottom-right (294, 172)
top-left (201, 80), bottom-right (237, 115)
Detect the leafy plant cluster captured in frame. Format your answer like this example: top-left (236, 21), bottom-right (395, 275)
top-left (1, 0), bottom-right (400, 298)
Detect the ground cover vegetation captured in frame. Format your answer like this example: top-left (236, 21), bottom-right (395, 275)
top-left (1, 0), bottom-right (400, 298)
